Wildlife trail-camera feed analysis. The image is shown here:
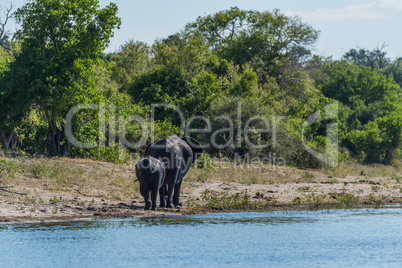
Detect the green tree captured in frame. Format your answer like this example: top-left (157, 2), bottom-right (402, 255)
top-left (109, 40), bottom-right (151, 85)
top-left (0, 43), bottom-right (22, 150)
top-left (318, 61), bottom-right (400, 124)
top-left (8, 0), bottom-right (120, 154)
top-left (185, 7), bottom-right (321, 119)
top-left (343, 44), bottom-right (390, 70)
top-left (347, 112), bottom-right (402, 164)
top-left (126, 33), bottom-right (265, 124)
top-left (201, 96), bottom-right (273, 158)
top-left (186, 7), bottom-right (318, 79)
top-left (126, 34), bottom-right (217, 117)
top-left (384, 58), bottom-right (402, 89)
top-left (318, 60), bottom-right (402, 164)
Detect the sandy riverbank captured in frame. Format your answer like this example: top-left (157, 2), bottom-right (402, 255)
top-left (1, 156), bottom-right (401, 223)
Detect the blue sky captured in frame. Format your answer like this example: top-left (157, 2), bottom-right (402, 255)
top-left (4, 0), bottom-right (402, 59)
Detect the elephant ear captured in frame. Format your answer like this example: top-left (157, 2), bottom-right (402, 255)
top-left (181, 136), bottom-right (203, 163)
top-left (144, 142), bottom-right (153, 156)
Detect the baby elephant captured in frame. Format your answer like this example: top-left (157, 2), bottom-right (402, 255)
top-left (135, 156), bottom-right (165, 210)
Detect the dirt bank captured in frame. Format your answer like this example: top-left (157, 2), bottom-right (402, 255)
top-left (1, 156), bottom-right (401, 223)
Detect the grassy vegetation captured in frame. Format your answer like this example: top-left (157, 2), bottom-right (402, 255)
top-left (323, 159), bottom-right (402, 178)
top-left (297, 186), bottom-right (311, 192)
top-left (187, 189), bottom-right (397, 212)
top-left (0, 153), bottom-right (138, 203)
top-left (189, 190), bottom-right (269, 211)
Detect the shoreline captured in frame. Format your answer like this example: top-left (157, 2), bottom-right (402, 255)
top-left (1, 202), bottom-right (401, 225)
top-left (1, 193), bottom-right (401, 224)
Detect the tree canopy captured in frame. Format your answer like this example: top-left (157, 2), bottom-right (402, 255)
top-left (1, 4), bottom-right (402, 166)
top-left (4, 0), bottom-right (121, 154)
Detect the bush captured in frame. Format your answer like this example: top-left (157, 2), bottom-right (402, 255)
top-left (18, 109), bottom-right (48, 154)
top-left (71, 146), bottom-right (129, 164)
top-left (195, 153), bottom-right (214, 169)
top-left (199, 96), bottom-right (274, 158)
top-left (0, 158), bottom-right (20, 178)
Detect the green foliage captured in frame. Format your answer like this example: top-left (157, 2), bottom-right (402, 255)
top-left (49, 196), bottom-right (60, 204)
top-left (30, 161), bottom-right (48, 179)
top-left (0, 158), bottom-right (19, 178)
top-left (272, 120), bottom-right (325, 168)
top-left (297, 186), bottom-right (311, 192)
top-left (384, 58), bottom-right (402, 88)
top-left (0, 46), bottom-right (11, 73)
top-left (125, 33), bottom-right (264, 125)
top-left (71, 146), bottom-right (128, 164)
top-left (327, 192), bottom-right (360, 207)
top-left (3, 5), bottom-right (402, 168)
top-left (18, 109), bottom-right (48, 154)
top-left (70, 116), bottom-right (179, 163)
top-left (319, 61), bottom-right (399, 111)
top-left (301, 172), bottom-right (315, 182)
top-left (196, 153), bottom-right (214, 169)
top-left (200, 96), bottom-right (273, 157)
top-left (343, 45), bottom-right (389, 70)
top-left (318, 60), bottom-right (402, 164)
top-left (186, 7), bottom-right (318, 68)
top-left (109, 40), bottom-right (151, 85)
top-left (126, 34), bottom-right (215, 107)
top-left (228, 66), bottom-right (258, 96)
top-left (371, 185), bottom-right (381, 192)
top-left (347, 112), bottom-right (402, 164)
top-left (6, 0), bottom-right (121, 154)
top-left (0, 43), bottom-right (23, 150)
top-left (201, 190), bottom-right (264, 210)
top-left (391, 175), bottom-right (402, 183)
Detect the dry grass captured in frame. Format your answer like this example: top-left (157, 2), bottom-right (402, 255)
top-left (2, 156), bottom-right (402, 199)
top-left (185, 160), bottom-right (325, 186)
top-left (320, 159), bottom-right (402, 178)
top-left (0, 156), bottom-right (138, 203)
top-left (184, 158), bottom-right (402, 185)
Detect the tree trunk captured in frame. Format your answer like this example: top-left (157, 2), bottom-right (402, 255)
top-left (1, 130), bottom-right (17, 151)
top-left (60, 124), bottom-right (72, 155)
top-left (45, 120), bottom-right (61, 155)
top-left (382, 146), bottom-right (395, 165)
top-left (45, 121), bottom-right (72, 155)
top-left (44, 108), bottom-right (73, 155)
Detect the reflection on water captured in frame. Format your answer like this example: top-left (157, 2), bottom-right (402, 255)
top-left (1, 207), bottom-right (402, 267)
top-left (1, 214), bottom-right (319, 232)
top-left (4, 208), bottom-right (390, 231)
top-left (0, 211), bottom-right (348, 231)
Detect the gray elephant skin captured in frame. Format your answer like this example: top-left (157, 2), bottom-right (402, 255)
top-left (135, 156), bottom-right (166, 210)
top-left (145, 134), bottom-right (203, 208)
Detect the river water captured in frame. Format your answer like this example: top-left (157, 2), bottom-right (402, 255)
top-left (1, 207), bottom-right (401, 267)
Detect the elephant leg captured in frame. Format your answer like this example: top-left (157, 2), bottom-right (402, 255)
top-left (159, 183), bottom-right (166, 208)
top-left (173, 180), bottom-right (182, 208)
top-left (151, 176), bottom-right (162, 210)
top-left (145, 194), bottom-right (152, 210)
top-left (151, 190), bottom-right (157, 210)
top-left (139, 181), bottom-right (151, 210)
top-left (166, 180), bottom-right (175, 208)
top-left (165, 168), bottom-right (180, 208)
top-left (142, 191), bottom-right (151, 210)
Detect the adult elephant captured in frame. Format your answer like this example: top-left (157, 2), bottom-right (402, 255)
top-left (144, 134), bottom-right (203, 208)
